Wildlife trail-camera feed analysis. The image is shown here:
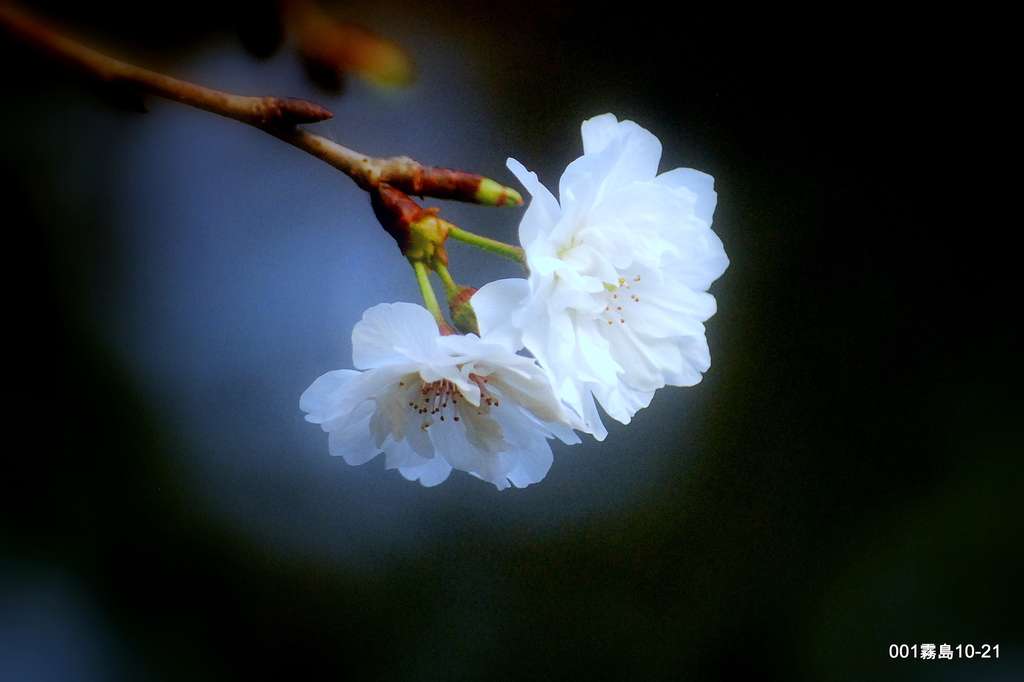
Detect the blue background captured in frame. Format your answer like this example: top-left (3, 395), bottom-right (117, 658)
top-left (3, 1), bottom-right (1020, 679)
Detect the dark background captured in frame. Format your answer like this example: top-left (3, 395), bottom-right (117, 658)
top-left (3, 1), bottom-right (1020, 680)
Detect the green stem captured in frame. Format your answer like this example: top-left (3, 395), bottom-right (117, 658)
top-left (447, 226), bottom-right (528, 271)
top-left (433, 262), bottom-right (460, 301)
top-left (412, 260), bottom-right (448, 328)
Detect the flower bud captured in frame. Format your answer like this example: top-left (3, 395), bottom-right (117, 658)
top-left (474, 178), bottom-right (523, 207)
top-left (447, 285), bottom-right (480, 336)
top-left (289, 0), bottom-right (415, 89)
top-left (375, 160), bottom-right (523, 207)
top-left (409, 167), bottom-right (522, 207)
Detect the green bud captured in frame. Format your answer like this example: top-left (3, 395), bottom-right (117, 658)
top-left (474, 178), bottom-right (523, 207)
top-left (447, 285), bottom-right (480, 336)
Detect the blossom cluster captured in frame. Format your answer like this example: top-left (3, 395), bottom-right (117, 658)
top-left (301, 114), bottom-right (728, 489)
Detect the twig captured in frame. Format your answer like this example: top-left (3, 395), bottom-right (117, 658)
top-left (0, 1), bottom-right (522, 207)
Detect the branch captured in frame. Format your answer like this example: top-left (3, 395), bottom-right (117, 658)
top-left (0, 1), bottom-right (522, 207)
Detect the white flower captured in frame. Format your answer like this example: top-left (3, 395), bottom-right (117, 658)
top-left (300, 302), bottom-right (581, 489)
top-left (473, 114), bottom-right (729, 439)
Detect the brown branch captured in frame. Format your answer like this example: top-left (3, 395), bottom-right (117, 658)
top-left (0, 1), bottom-right (332, 126)
top-left (0, 1), bottom-right (522, 207)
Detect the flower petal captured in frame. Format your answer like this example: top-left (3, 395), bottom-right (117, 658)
top-left (299, 369), bottom-right (358, 422)
top-left (470, 277), bottom-right (529, 350)
top-left (507, 158), bottom-right (562, 248)
top-left (352, 302), bottom-right (440, 369)
top-left (399, 454), bottom-right (453, 487)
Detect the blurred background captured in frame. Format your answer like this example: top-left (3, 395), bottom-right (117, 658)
top-left (2, 0), bottom-right (1020, 679)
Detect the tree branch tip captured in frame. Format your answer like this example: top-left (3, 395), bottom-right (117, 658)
top-left (272, 97), bottom-right (334, 124)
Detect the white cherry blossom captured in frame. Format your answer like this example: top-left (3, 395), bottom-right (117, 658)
top-left (473, 114), bottom-right (729, 439)
top-left (300, 302), bottom-right (581, 489)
